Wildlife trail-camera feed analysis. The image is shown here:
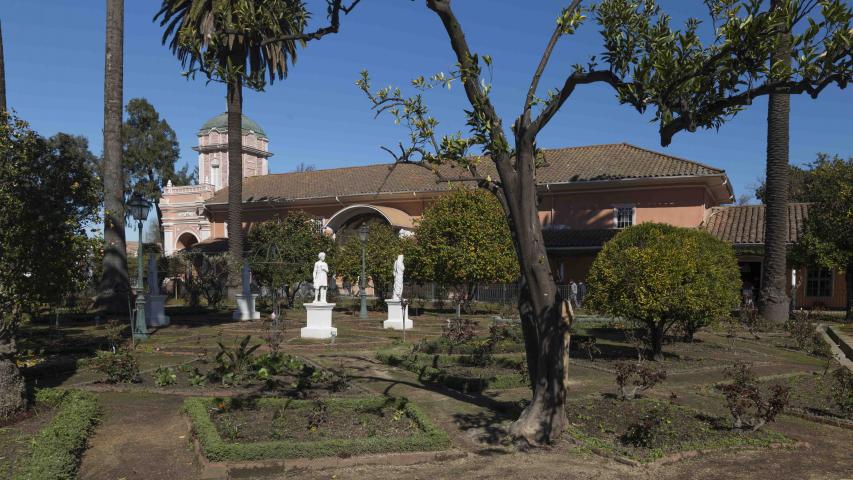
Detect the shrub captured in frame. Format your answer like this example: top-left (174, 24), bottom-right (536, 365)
top-left (621, 406), bottom-right (670, 448)
top-left (214, 335), bottom-right (260, 386)
top-left (614, 361), bottom-right (667, 400)
top-left (829, 367), bottom-right (853, 415)
top-left (720, 363), bottom-right (789, 431)
top-left (575, 336), bottom-right (601, 361)
top-left (14, 389), bottom-right (100, 480)
top-left (586, 223), bottom-right (741, 360)
top-left (154, 365), bottom-right (177, 387)
top-left (442, 318), bottom-right (477, 351)
top-left (91, 350), bottom-right (140, 383)
top-left (306, 400), bottom-right (329, 431)
top-left (785, 311), bottom-right (831, 357)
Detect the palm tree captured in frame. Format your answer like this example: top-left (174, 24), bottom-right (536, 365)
top-left (759, 0), bottom-right (792, 324)
top-left (97, 0), bottom-right (130, 315)
top-left (156, 0), bottom-right (307, 281)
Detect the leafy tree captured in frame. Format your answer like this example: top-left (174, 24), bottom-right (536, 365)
top-left (98, 0), bottom-right (129, 316)
top-left (122, 98), bottom-right (184, 241)
top-left (0, 114), bottom-right (100, 418)
top-left (586, 223), bottom-right (741, 360)
top-left (358, 0), bottom-right (849, 443)
top-left (247, 212), bottom-right (334, 312)
top-left (336, 223), bottom-right (404, 304)
top-left (794, 154), bottom-right (853, 319)
top-left (156, 0), bottom-right (361, 280)
top-left (408, 189), bottom-right (517, 311)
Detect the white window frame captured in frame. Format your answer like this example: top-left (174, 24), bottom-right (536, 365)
top-left (805, 267), bottom-right (834, 298)
top-left (613, 204), bottom-right (636, 229)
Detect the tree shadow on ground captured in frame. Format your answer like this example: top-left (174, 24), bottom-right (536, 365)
top-left (452, 409), bottom-right (520, 452)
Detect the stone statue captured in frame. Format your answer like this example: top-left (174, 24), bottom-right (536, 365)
top-left (147, 255), bottom-right (160, 296)
top-left (313, 252), bottom-right (329, 303)
top-left (392, 254), bottom-right (404, 300)
top-left (241, 260), bottom-right (252, 296)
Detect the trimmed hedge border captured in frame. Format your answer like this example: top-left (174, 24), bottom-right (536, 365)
top-left (13, 389), bottom-right (101, 480)
top-left (377, 351), bottom-right (525, 393)
top-left (184, 396), bottom-right (451, 461)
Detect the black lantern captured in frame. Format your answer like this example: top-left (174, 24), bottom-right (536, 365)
top-left (127, 192), bottom-right (151, 222)
top-left (359, 223), bottom-right (369, 243)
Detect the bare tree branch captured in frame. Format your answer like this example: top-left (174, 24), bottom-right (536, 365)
top-left (258, 0), bottom-right (361, 45)
top-left (523, 0), bottom-right (584, 118)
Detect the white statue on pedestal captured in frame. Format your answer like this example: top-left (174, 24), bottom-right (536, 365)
top-left (392, 254), bottom-right (404, 300)
top-left (313, 252), bottom-right (329, 303)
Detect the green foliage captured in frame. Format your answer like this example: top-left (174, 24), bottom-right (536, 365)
top-left (377, 351), bottom-right (526, 393)
top-left (336, 223), bottom-right (405, 302)
top-left (248, 212), bottom-right (334, 309)
top-left (214, 335), bottom-right (260, 385)
top-left (123, 98), bottom-right (189, 204)
top-left (184, 396), bottom-right (450, 461)
top-left (0, 113), bottom-right (100, 334)
top-left (14, 389), bottom-right (100, 480)
top-left (91, 350), bottom-right (140, 384)
top-left (407, 189), bottom-right (517, 306)
top-left (586, 223), bottom-right (741, 358)
top-left (169, 252), bottom-right (236, 309)
top-left (793, 154), bottom-right (853, 316)
top-left (154, 365), bottom-right (178, 387)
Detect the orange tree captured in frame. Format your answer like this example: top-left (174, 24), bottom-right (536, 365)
top-left (357, 0), bottom-right (849, 443)
top-left (407, 188), bottom-right (517, 312)
top-left (586, 223), bottom-right (741, 360)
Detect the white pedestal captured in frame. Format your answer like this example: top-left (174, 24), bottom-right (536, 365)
top-left (383, 299), bottom-right (412, 330)
top-left (301, 302), bottom-right (337, 339)
top-left (145, 295), bottom-right (170, 327)
top-left (233, 294), bottom-right (260, 321)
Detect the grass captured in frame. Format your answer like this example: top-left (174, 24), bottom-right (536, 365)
top-left (184, 396), bottom-right (450, 461)
top-left (565, 396), bottom-right (790, 462)
top-left (12, 389), bottom-right (101, 480)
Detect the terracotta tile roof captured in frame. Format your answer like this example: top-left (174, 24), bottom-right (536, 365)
top-left (702, 203), bottom-right (809, 245)
top-left (206, 143), bottom-right (727, 205)
top-left (543, 228), bottom-right (619, 249)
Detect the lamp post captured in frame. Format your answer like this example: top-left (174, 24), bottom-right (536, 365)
top-left (358, 224), bottom-right (369, 319)
top-left (127, 192), bottom-right (151, 342)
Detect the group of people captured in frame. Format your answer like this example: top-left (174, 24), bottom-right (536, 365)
top-left (567, 279), bottom-right (587, 308)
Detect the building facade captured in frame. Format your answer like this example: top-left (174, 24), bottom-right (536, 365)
top-left (161, 114), bottom-right (848, 310)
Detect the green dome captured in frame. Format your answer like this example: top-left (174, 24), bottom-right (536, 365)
top-left (199, 112), bottom-right (267, 138)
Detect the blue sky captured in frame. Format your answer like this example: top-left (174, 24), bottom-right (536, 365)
top-left (4, 0), bottom-right (851, 221)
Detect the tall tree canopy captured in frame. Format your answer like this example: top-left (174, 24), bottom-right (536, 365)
top-left (794, 154), bottom-right (853, 319)
top-left (358, 0), bottom-right (851, 444)
top-left (408, 188), bottom-right (518, 310)
top-left (755, 164), bottom-right (812, 203)
top-left (156, 0), bottom-right (361, 279)
top-left (0, 114), bottom-right (100, 418)
top-left (336, 223), bottom-right (405, 303)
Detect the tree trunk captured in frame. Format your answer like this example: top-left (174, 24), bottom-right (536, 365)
top-left (505, 146), bottom-right (570, 445)
top-left (226, 78), bottom-right (244, 285)
top-left (0, 19), bottom-right (6, 113)
top-left (846, 263), bottom-right (852, 321)
top-left (649, 323), bottom-right (665, 361)
top-left (758, 0), bottom-right (791, 325)
top-left (97, 0), bottom-right (130, 316)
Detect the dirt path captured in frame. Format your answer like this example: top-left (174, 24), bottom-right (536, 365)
top-left (78, 392), bottom-right (199, 480)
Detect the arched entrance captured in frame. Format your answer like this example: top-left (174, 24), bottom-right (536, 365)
top-left (175, 232), bottom-right (199, 251)
top-left (325, 204), bottom-right (414, 240)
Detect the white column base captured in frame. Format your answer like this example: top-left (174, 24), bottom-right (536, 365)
top-left (301, 302), bottom-right (337, 339)
top-left (384, 299), bottom-right (412, 330)
top-left (145, 295), bottom-right (170, 327)
top-left (233, 294), bottom-right (260, 321)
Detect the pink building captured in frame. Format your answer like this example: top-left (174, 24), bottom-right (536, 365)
top-left (161, 114), bottom-right (848, 311)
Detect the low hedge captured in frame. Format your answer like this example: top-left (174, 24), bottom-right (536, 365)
top-left (14, 389), bottom-right (101, 480)
top-left (184, 396), bottom-right (450, 461)
top-left (377, 351), bottom-right (525, 393)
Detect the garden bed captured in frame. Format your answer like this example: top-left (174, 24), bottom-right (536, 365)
top-left (770, 370), bottom-right (852, 422)
top-left (7, 389), bottom-right (101, 479)
top-left (565, 396), bottom-right (789, 463)
top-left (184, 396), bottom-right (450, 461)
top-left (377, 351), bottom-right (526, 393)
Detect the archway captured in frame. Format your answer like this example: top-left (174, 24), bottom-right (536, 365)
top-left (325, 204), bottom-right (415, 240)
top-left (176, 232), bottom-right (199, 251)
